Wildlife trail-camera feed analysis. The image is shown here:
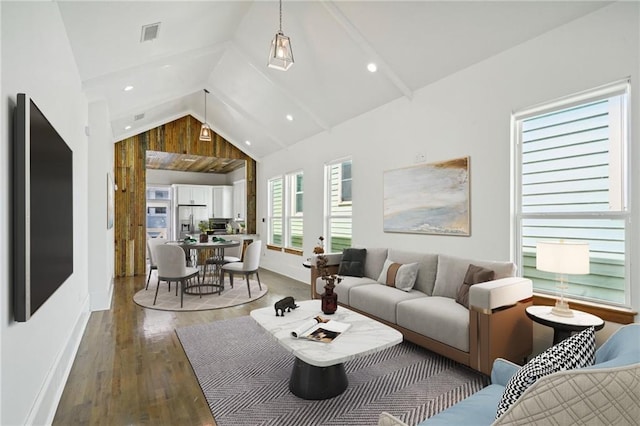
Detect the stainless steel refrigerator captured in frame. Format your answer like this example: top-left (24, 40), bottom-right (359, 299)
top-left (176, 204), bottom-right (208, 239)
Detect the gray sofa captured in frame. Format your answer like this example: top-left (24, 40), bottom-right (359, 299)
top-left (310, 248), bottom-right (533, 374)
top-left (378, 323), bottom-right (640, 425)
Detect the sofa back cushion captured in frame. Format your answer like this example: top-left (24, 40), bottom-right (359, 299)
top-left (433, 254), bottom-right (516, 299)
top-left (387, 249), bottom-right (438, 295)
top-left (359, 248), bottom-right (388, 280)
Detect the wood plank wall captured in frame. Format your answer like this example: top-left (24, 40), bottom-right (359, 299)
top-left (114, 115), bottom-right (257, 277)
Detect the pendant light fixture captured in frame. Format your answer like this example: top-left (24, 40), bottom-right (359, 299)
top-left (199, 89), bottom-right (212, 142)
top-left (268, 0), bottom-right (294, 71)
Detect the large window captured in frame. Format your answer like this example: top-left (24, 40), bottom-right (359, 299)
top-left (286, 171), bottom-right (304, 250)
top-left (268, 172), bottom-right (304, 252)
top-left (268, 177), bottom-right (283, 247)
top-left (514, 81), bottom-right (630, 307)
top-left (325, 159), bottom-right (352, 252)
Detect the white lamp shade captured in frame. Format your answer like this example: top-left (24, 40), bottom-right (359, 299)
top-left (536, 241), bottom-right (590, 274)
top-left (268, 32), bottom-right (294, 71)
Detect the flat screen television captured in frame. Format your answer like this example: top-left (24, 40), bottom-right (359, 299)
top-left (13, 93), bottom-right (74, 322)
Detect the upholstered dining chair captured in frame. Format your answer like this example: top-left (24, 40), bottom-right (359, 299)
top-left (146, 236), bottom-right (166, 290)
top-left (221, 240), bottom-right (262, 297)
top-left (154, 244), bottom-right (199, 307)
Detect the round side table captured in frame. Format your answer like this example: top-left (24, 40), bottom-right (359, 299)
top-left (526, 305), bottom-right (604, 345)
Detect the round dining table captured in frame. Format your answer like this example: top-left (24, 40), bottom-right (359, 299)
top-left (169, 239), bottom-right (241, 295)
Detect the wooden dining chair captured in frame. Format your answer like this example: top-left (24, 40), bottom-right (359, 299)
top-left (221, 240), bottom-right (262, 297)
top-left (154, 244), bottom-right (199, 307)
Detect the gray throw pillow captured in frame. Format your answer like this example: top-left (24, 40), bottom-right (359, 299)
top-left (338, 248), bottom-right (367, 277)
top-left (376, 259), bottom-right (419, 292)
top-left (455, 264), bottom-right (495, 308)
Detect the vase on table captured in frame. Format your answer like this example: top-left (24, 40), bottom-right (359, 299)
top-left (321, 278), bottom-right (338, 314)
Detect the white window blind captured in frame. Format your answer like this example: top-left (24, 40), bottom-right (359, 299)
top-left (515, 81), bottom-right (630, 307)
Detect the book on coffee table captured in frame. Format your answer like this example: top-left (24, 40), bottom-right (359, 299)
top-left (290, 316), bottom-right (351, 343)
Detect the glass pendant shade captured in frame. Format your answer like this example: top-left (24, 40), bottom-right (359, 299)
top-left (199, 123), bottom-right (212, 142)
top-left (268, 31), bottom-right (294, 71)
top-left (199, 88), bottom-right (212, 141)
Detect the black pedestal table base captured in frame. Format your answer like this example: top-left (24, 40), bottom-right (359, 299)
top-left (288, 357), bottom-right (348, 400)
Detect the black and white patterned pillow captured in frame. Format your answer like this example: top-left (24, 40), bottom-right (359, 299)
top-left (495, 326), bottom-right (596, 419)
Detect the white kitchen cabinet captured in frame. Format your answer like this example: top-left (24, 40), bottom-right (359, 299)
top-left (212, 186), bottom-right (233, 218)
top-left (174, 185), bottom-right (210, 206)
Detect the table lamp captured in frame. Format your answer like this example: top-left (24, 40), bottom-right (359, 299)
top-left (536, 240), bottom-right (590, 317)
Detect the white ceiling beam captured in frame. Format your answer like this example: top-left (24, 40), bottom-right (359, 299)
top-left (206, 81), bottom-right (289, 150)
top-left (228, 41), bottom-right (331, 132)
top-left (82, 41), bottom-right (231, 91)
top-left (320, 1), bottom-right (413, 100)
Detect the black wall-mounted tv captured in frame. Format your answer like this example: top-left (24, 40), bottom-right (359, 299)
top-left (13, 93), bottom-right (74, 322)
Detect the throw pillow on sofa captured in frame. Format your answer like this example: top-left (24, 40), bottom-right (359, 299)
top-left (495, 326), bottom-right (596, 419)
top-left (377, 259), bottom-right (419, 291)
top-left (338, 248), bottom-right (367, 277)
top-left (455, 264), bottom-right (495, 308)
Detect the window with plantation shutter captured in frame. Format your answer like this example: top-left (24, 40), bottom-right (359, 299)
top-left (514, 80), bottom-right (630, 307)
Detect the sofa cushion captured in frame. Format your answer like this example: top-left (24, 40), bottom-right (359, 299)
top-left (396, 296), bottom-right (470, 352)
top-left (318, 276), bottom-right (376, 306)
top-left (417, 384), bottom-right (504, 426)
top-left (359, 247), bottom-right (388, 280)
top-left (377, 259), bottom-right (419, 292)
top-left (388, 249), bottom-right (438, 296)
top-left (495, 327), bottom-right (596, 419)
top-left (349, 284), bottom-right (426, 324)
top-left (455, 264), bottom-right (495, 308)
top-left (338, 248), bottom-right (367, 277)
top-left (433, 254), bottom-right (516, 299)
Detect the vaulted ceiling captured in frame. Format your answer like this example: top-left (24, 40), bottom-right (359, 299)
top-left (57, 1), bottom-right (609, 160)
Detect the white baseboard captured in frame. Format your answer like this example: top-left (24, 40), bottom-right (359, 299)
top-left (90, 276), bottom-right (114, 311)
top-left (26, 296), bottom-right (91, 426)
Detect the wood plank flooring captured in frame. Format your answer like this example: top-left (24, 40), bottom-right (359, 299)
top-left (52, 269), bottom-right (310, 425)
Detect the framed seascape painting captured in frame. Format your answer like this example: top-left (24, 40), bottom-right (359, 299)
top-left (383, 156), bottom-right (470, 236)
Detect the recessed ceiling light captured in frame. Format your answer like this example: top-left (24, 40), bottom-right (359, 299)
top-left (124, 125), bottom-right (132, 130)
top-left (367, 63), bottom-right (377, 73)
top-left (286, 114), bottom-right (293, 121)
top-left (245, 140), bottom-right (251, 146)
top-left (123, 85), bottom-right (134, 92)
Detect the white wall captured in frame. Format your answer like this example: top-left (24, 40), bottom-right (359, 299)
top-left (1, 3), bottom-right (90, 425)
top-left (88, 101), bottom-right (115, 311)
top-left (258, 2), bottom-right (640, 319)
top-left (146, 169), bottom-right (227, 185)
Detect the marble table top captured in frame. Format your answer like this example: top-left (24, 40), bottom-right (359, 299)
top-left (250, 300), bottom-right (403, 367)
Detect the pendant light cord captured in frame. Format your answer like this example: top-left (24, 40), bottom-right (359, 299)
top-left (279, 0), bottom-right (283, 32)
top-left (203, 89), bottom-right (209, 123)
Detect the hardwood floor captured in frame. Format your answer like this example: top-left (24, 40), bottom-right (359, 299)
top-left (53, 269), bottom-right (310, 425)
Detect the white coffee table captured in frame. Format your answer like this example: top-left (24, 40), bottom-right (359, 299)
top-left (250, 299), bottom-right (403, 400)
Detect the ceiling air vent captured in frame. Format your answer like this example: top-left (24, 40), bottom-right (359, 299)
top-left (140, 22), bottom-right (161, 42)
top-left (134, 113), bottom-right (145, 121)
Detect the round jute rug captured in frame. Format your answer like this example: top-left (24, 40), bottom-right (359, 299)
top-left (133, 277), bottom-right (268, 312)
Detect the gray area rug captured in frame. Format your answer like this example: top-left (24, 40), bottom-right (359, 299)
top-left (134, 277), bottom-right (267, 311)
top-left (176, 316), bottom-right (489, 426)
